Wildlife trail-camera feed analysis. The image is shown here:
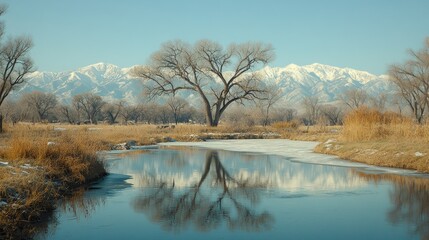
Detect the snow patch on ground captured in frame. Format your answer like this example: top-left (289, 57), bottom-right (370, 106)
top-left (159, 139), bottom-right (424, 176)
top-left (415, 152), bottom-right (426, 157)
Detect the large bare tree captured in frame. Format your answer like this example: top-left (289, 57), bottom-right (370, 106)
top-left (0, 5), bottom-right (34, 131)
top-left (389, 38), bottom-right (429, 124)
top-left (131, 40), bottom-right (274, 127)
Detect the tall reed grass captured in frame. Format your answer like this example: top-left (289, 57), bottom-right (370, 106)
top-left (341, 107), bottom-right (429, 142)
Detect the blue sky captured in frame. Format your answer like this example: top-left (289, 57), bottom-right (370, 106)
top-left (2, 0), bottom-right (429, 74)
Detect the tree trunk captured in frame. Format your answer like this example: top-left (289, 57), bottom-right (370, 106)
top-left (205, 109), bottom-right (214, 127)
top-left (0, 113), bottom-right (3, 133)
top-left (210, 115), bottom-right (220, 127)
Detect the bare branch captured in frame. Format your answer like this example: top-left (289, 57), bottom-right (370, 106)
top-left (388, 37), bottom-right (429, 123)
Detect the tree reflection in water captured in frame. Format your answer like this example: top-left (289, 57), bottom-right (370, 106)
top-left (356, 171), bottom-right (429, 240)
top-left (132, 150), bottom-right (274, 232)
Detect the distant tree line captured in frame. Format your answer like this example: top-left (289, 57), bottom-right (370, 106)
top-left (0, 86), bottom-right (402, 128)
top-left (0, 92), bottom-right (207, 125)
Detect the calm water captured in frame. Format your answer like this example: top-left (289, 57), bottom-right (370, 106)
top-left (35, 146), bottom-right (429, 240)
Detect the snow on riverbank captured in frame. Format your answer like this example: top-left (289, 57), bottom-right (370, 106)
top-left (160, 139), bottom-right (424, 176)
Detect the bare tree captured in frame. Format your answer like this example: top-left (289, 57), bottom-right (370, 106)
top-left (167, 96), bottom-right (188, 125)
top-left (0, 5), bottom-right (34, 131)
top-left (103, 100), bottom-right (124, 124)
top-left (120, 104), bottom-right (141, 124)
top-left (284, 108), bottom-right (298, 122)
top-left (389, 38), bottom-right (429, 123)
top-left (370, 93), bottom-right (388, 112)
top-left (392, 93), bottom-right (405, 116)
top-left (301, 96), bottom-right (320, 125)
top-left (339, 89), bottom-right (368, 110)
top-left (21, 91), bottom-right (57, 121)
top-left (257, 83), bottom-right (283, 126)
top-left (320, 104), bottom-right (343, 125)
top-left (131, 40), bottom-right (274, 127)
top-left (141, 103), bottom-right (159, 124)
top-left (57, 104), bottom-right (78, 124)
top-left (73, 93), bottom-right (105, 124)
top-left (0, 99), bottom-right (26, 124)
top-left (158, 104), bottom-right (172, 124)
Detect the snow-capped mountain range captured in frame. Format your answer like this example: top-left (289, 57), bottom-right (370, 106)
top-left (12, 62), bottom-right (394, 106)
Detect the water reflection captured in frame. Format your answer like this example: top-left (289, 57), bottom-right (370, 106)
top-left (7, 147), bottom-right (429, 239)
top-left (356, 171), bottom-right (429, 240)
top-left (126, 148), bottom-right (367, 192)
top-left (28, 173), bottom-right (131, 239)
top-left (132, 150), bottom-right (273, 232)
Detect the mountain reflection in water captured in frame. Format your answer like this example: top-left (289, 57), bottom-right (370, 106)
top-left (16, 146), bottom-right (429, 240)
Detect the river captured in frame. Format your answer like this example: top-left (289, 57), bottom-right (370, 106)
top-left (34, 139), bottom-right (429, 240)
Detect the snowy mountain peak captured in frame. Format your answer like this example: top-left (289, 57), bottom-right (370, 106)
top-left (12, 63), bottom-right (393, 105)
top-left (78, 62), bottom-right (122, 74)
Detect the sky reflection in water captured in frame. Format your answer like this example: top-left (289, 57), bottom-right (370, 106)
top-left (36, 147), bottom-right (429, 240)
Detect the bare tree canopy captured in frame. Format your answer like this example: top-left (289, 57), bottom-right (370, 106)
top-left (320, 104), bottom-right (343, 125)
top-left (302, 96), bottom-right (320, 126)
top-left (131, 40), bottom-right (274, 126)
top-left (255, 83), bottom-right (283, 126)
top-left (0, 5), bottom-right (34, 131)
top-left (339, 89), bottom-right (368, 110)
top-left (167, 96), bottom-right (189, 125)
top-left (21, 91), bottom-right (57, 121)
top-left (389, 37), bottom-right (429, 124)
top-left (73, 93), bottom-right (105, 124)
top-left (102, 100), bottom-right (124, 124)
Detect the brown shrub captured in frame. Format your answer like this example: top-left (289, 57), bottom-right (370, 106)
top-left (271, 121), bottom-right (300, 130)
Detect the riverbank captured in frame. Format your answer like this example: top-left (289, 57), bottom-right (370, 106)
top-left (315, 108), bottom-right (429, 173)
top-left (0, 127), bottom-right (107, 239)
top-left (315, 139), bottom-right (429, 173)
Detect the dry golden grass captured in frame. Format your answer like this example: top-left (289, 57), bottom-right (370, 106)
top-left (0, 124), bottom-right (108, 238)
top-left (271, 120), bottom-right (300, 130)
top-left (0, 126), bottom-right (106, 184)
top-left (316, 107), bottom-right (429, 173)
top-left (341, 107), bottom-right (429, 142)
